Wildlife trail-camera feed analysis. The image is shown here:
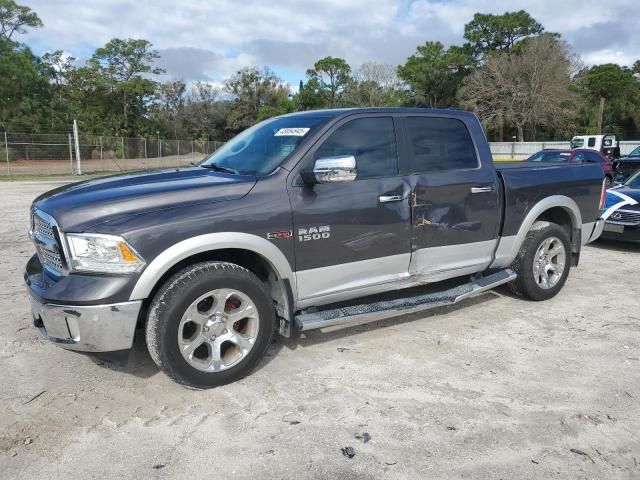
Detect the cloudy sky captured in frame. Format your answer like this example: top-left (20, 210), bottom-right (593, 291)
top-left (21, 0), bottom-right (639, 87)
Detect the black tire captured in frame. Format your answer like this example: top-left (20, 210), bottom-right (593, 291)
top-left (508, 221), bottom-right (571, 301)
top-left (146, 261), bottom-right (275, 388)
top-left (605, 174), bottom-right (612, 187)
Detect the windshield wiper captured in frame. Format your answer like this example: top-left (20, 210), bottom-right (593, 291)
top-left (200, 163), bottom-right (241, 175)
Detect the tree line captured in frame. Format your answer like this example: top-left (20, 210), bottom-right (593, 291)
top-left (1, 0), bottom-right (640, 142)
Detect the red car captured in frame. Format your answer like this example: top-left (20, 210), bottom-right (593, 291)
top-left (526, 149), bottom-right (614, 186)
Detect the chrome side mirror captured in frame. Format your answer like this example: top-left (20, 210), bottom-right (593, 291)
top-left (312, 155), bottom-right (357, 184)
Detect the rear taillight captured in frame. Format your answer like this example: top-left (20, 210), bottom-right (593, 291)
top-left (599, 178), bottom-right (607, 210)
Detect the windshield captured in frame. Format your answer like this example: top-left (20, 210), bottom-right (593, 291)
top-left (527, 151), bottom-right (573, 162)
top-left (625, 170), bottom-right (640, 188)
top-left (200, 115), bottom-right (329, 175)
top-left (628, 146), bottom-right (640, 157)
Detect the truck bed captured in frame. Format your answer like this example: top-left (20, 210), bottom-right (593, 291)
top-left (495, 161), bottom-right (604, 237)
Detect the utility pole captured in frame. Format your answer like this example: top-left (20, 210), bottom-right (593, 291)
top-left (597, 97), bottom-right (605, 134)
top-left (73, 119), bottom-right (82, 175)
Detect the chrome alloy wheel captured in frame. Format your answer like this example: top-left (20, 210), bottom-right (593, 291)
top-left (177, 289), bottom-right (259, 372)
top-left (533, 236), bottom-right (566, 289)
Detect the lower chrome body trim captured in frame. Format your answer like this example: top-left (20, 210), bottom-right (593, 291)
top-left (296, 269), bottom-right (516, 331)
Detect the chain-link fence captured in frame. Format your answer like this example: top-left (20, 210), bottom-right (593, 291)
top-left (1, 131), bottom-right (223, 176)
top-left (3, 130), bottom-right (640, 176)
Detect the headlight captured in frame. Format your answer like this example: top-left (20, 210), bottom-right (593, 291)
top-left (66, 233), bottom-right (145, 274)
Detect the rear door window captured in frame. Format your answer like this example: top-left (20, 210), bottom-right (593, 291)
top-left (403, 116), bottom-right (478, 173)
top-left (588, 137), bottom-right (596, 147)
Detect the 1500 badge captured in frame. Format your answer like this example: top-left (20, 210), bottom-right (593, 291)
top-left (298, 226), bottom-right (330, 242)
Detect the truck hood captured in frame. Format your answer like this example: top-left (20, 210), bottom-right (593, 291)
top-left (33, 167), bottom-right (257, 231)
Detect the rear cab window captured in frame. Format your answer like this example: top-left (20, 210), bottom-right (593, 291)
top-left (402, 116), bottom-right (478, 173)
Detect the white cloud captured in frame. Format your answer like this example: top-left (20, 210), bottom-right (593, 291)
top-left (583, 49), bottom-right (636, 67)
top-left (21, 0), bottom-right (640, 84)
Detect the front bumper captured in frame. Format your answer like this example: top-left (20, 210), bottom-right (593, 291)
top-left (600, 222), bottom-right (640, 243)
top-left (28, 294), bottom-right (142, 352)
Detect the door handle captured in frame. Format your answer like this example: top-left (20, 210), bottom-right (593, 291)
top-left (378, 194), bottom-right (404, 203)
top-left (470, 186), bottom-right (494, 194)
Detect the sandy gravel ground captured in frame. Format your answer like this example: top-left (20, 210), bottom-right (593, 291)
top-left (1, 181), bottom-right (639, 480)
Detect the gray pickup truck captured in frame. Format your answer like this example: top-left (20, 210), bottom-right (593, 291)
top-left (25, 108), bottom-right (606, 388)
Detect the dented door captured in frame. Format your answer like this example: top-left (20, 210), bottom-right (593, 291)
top-left (399, 115), bottom-right (500, 281)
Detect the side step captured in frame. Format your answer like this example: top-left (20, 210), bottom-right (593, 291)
top-left (295, 269), bottom-right (516, 332)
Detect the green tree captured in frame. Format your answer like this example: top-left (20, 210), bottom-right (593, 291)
top-left (576, 64), bottom-right (640, 136)
top-left (343, 62), bottom-right (405, 107)
top-left (0, 0), bottom-right (41, 41)
top-left (397, 41), bottom-right (473, 108)
top-left (150, 80), bottom-right (187, 138)
top-left (89, 38), bottom-right (164, 135)
top-left (41, 50), bottom-right (76, 129)
top-left (463, 10), bottom-right (543, 57)
top-left (224, 67), bottom-right (289, 131)
top-left (305, 56), bottom-right (352, 107)
top-left (63, 63), bottom-right (122, 134)
top-left (0, 38), bottom-right (51, 130)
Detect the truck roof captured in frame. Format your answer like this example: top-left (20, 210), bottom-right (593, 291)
top-left (277, 107), bottom-right (479, 121)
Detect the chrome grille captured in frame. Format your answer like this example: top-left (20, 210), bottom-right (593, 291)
top-left (33, 214), bottom-right (55, 241)
top-left (39, 245), bottom-right (64, 272)
top-left (608, 209), bottom-right (640, 225)
top-left (31, 210), bottom-right (65, 275)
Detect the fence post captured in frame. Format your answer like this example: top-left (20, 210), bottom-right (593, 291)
top-left (177, 139), bottom-right (180, 161)
top-left (4, 131), bottom-right (9, 176)
top-left (191, 140), bottom-right (194, 159)
top-left (68, 133), bottom-right (74, 174)
top-left (121, 137), bottom-right (125, 171)
top-left (144, 138), bottom-right (147, 159)
top-left (73, 119), bottom-right (82, 175)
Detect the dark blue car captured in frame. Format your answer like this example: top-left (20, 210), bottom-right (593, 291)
top-left (601, 170), bottom-right (640, 242)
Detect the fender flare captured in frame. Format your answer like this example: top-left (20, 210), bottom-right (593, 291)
top-left (491, 195), bottom-right (582, 269)
top-left (128, 232), bottom-right (297, 301)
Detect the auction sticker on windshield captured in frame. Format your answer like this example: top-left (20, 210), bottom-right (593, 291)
top-left (274, 128), bottom-right (310, 136)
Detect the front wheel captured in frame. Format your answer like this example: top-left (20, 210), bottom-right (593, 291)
top-left (146, 262), bottom-right (275, 388)
top-left (509, 221), bottom-right (571, 301)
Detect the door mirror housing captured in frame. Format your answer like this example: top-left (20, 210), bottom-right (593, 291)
top-left (303, 155), bottom-right (357, 185)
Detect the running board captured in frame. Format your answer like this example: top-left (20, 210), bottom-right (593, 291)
top-left (295, 269), bottom-right (516, 332)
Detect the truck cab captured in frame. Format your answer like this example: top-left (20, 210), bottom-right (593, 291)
top-left (571, 134), bottom-right (620, 160)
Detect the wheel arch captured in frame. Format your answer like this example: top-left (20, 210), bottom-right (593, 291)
top-left (491, 195), bottom-right (582, 268)
top-left (129, 233), bottom-right (297, 333)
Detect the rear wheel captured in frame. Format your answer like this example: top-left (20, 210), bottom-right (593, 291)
top-left (509, 221), bottom-right (571, 301)
top-left (146, 262), bottom-right (275, 388)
